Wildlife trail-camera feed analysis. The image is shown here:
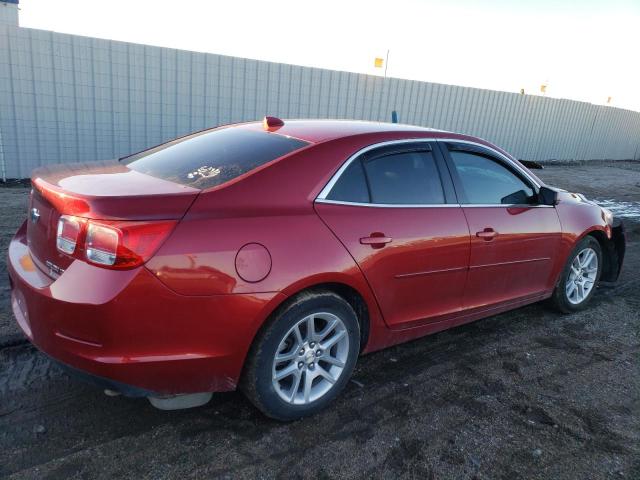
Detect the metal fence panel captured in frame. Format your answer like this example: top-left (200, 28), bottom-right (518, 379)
top-left (1, 24), bottom-right (640, 178)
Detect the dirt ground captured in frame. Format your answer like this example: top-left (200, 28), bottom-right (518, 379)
top-left (1, 162), bottom-right (639, 479)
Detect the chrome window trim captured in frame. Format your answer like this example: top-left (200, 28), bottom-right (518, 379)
top-left (315, 198), bottom-right (554, 209)
top-left (316, 138), bottom-right (438, 201)
top-left (315, 138), bottom-right (542, 205)
top-left (435, 139), bottom-right (541, 189)
top-left (315, 199), bottom-right (460, 208)
top-left (461, 203), bottom-right (554, 208)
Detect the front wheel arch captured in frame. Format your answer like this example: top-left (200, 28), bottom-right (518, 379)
top-left (551, 235), bottom-right (603, 313)
top-left (586, 228), bottom-right (624, 282)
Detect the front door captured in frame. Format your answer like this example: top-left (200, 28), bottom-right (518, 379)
top-left (315, 142), bottom-right (470, 329)
top-left (441, 142), bottom-right (562, 310)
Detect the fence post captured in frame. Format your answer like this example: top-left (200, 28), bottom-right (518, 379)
top-left (0, 124), bottom-right (6, 182)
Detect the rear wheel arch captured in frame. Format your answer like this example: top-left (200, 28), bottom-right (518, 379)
top-left (237, 273), bottom-right (379, 392)
top-left (252, 282), bottom-right (371, 355)
top-left (305, 283), bottom-right (370, 351)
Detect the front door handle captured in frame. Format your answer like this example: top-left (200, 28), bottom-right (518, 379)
top-left (476, 228), bottom-right (498, 242)
top-left (476, 228), bottom-right (498, 240)
top-left (360, 233), bottom-right (392, 249)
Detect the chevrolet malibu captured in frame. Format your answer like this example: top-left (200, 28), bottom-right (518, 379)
top-left (8, 118), bottom-right (625, 420)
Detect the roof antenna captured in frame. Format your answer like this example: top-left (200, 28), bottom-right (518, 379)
top-left (391, 111), bottom-right (398, 124)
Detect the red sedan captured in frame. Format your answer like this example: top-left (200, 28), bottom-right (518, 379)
top-left (8, 118), bottom-right (625, 420)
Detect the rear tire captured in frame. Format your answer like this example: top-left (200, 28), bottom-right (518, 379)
top-left (551, 236), bottom-right (602, 313)
top-left (242, 290), bottom-right (360, 421)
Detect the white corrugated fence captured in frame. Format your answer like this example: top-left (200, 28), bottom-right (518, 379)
top-left (1, 24), bottom-right (639, 179)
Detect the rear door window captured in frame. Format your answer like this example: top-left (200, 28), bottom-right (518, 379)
top-left (121, 128), bottom-right (309, 190)
top-left (362, 150), bottom-right (445, 205)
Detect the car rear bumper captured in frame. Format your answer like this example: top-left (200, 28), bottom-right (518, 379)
top-left (47, 352), bottom-right (158, 397)
top-left (8, 221), bottom-right (283, 395)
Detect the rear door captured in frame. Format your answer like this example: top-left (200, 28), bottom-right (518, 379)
top-left (440, 141), bottom-right (562, 309)
top-left (315, 141), bottom-right (470, 330)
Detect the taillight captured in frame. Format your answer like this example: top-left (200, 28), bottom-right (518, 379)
top-left (86, 221), bottom-right (177, 269)
top-left (56, 215), bottom-right (83, 254)
top-left (56, 216), bottom-right (176, 269)
top-left (86, 223), bottom-right (119, 266)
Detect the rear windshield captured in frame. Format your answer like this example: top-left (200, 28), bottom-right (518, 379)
top-left (121, 128), bottom-right (309, 189)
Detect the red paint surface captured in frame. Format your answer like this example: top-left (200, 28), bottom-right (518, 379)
top-left (461, 206), bottom-right (562, 309)
top-left (315, 203), bottom-right (470, 329)
top-left (8, 120), bottom-right (615, 394)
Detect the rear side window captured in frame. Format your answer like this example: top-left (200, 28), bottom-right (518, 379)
top-left (449, 151), bottom-right (535, 204)
top-left (326, 160), bottom-right (370, 203)
top-left (363, 150), bottom-right (445, 204)
top-left (121, 128), bottom-right (309, 190)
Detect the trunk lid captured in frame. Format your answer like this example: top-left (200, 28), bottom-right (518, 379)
top-left (28, 160), bottom-right (199, 275)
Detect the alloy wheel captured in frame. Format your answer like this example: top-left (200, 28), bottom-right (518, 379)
top-left (565, 247), bottom-right (598, 305)
top-left (272, 312), bottom-right (349, 405)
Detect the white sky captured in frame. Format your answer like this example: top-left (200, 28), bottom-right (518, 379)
top-left (17, 0), bottom-right (640, 112)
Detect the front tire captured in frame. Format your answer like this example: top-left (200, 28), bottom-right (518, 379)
top-left (551, 236), bottom-right (602, 313)
top-left (242, 290), bottom-right (360, 421)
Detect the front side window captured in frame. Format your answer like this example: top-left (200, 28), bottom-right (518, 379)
top-left (449, 150), bottom-right (535, 205)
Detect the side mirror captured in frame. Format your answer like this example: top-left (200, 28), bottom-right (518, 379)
top-left (501, 189), bottom-right (530, 205)
top-left (538, 186), bottom-right (558, 206)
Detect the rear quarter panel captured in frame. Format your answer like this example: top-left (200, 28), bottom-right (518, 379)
top-left (146, 208), bottom-right (370, 296)
top-left (145, 206), bottom-right (387, 354)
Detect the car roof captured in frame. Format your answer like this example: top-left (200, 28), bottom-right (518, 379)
top-left (236, 119), bottom-right (448, 143)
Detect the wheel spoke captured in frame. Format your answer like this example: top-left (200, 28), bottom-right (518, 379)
top-left (303, 370), bottom-right (313, 403)
top-left (317, 318), bottom-right (339, 341)
top-left (566, 282), bottom-right (577, 297)
top-left (581, 250), bottom-right (594, 268)
top-left (293, 324), bottom-right (304, 345)
top-left (315, 366), bottom-right (336, 384)
top-left (274, 362), bottom-right (297, 381)
top-left (275, 349), bottom-right (298, 364)
top-left (288, 371), bottom-right (302, 402)
top-left (320, 329), bottom-right (346, 350)
top-left (321, 355), bottom-right (345, 368)
top-left (577, 283), bottom-right (585, 301)
top-left (306, 315), bottom-right (316, 342)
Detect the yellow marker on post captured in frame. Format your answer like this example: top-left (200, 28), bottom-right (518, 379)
top-left (375, 51), bottom-right (390, 78)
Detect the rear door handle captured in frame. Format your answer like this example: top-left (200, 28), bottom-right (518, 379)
top-left (360, 233), bottom-right (392, 248)
top-left (476, 228), bottom-right (498, 240)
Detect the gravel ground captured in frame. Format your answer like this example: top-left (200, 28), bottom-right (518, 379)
top-left (1, 162), bottom-right (639, 479)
